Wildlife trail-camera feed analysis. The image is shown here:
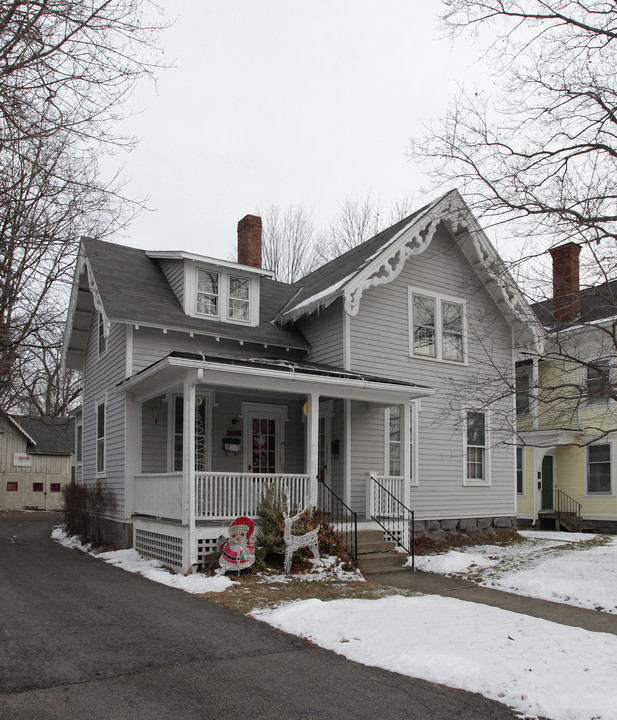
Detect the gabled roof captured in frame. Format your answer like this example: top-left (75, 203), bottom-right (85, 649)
top-left (279, 189), bottom-right (544, 353)
top-left (16, 416), bottom-right (75, 454)
top-left (63, 238), bottom-right (310, 368)
top-left (0, 409), bottom-right (37, 446)
top-left (532, 278), bottom-right (617, 327)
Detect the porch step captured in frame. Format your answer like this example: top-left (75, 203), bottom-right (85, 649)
top-left (356, 550), bottom-right (408, 574)
top-left (355, 530), bottom-right (408, 575)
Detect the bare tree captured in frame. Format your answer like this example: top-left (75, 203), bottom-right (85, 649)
top-left (412, 1), bottom-right (617, 271)
top-left (0, 1), bottom-right (164, 410)
top-left (259, 204), bottom-right (320, 283)
top-left (316, 193), bottom-right (417, 264)
top-left (409, 2), bottom-right (617, 445)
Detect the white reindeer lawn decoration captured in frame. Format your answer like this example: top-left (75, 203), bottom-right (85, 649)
top-left (282, 500), bottom-right (320, 574)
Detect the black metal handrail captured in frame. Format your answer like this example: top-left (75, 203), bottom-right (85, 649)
top-left (370, 475), bottom-right (415, 569)
top-left (317, 480), bottom-right (358, 562)
top-left (555, 489), bottom-right (582, 531)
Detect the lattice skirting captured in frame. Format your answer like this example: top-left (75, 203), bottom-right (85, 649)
top-left (135, 529), bottom-right (183, 568)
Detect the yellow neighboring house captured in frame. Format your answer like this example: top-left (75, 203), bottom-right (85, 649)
top-left (517, 242), bottom-right (617, 532)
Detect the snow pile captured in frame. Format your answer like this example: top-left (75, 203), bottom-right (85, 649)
top-left (406, 531), bottom-right (617, 614)
top-left (410, 549), bottom-right (496, 574)
top-left (253, 594), bottom-right (617, 720)
top-left (52, 527), bottom-right (234, 594)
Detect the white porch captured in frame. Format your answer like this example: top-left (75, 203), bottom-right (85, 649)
top-left (122, 353), bottom-right (434, 571)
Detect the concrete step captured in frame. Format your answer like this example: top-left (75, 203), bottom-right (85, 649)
top-left (356, 529), bottom-right (388, 543)
top-left (356, 551), bottom-right (408, 574)
top-left (356, 540), bottom-right (397, 554)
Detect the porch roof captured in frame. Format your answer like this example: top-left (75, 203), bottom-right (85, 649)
top-left (518, 428), bottom-right (581, 447)
top-left (120, 351), bottom-right (436, 405)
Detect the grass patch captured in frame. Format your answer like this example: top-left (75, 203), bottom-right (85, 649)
top-left (198, 574), bottom-right (417, 615)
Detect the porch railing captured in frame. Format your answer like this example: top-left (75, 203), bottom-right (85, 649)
top-left (317, 480), bottom-right (358, 562)
top-left (195, 472), bottom-right (310, 520)
top-left (134, 473), bottom-right (183, 520)
top-left (555, 489), bottom-right (582, 532)
top-left (369, 473), bottom-right (415, 568)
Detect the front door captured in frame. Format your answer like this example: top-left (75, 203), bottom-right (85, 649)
top-left (541, 455), bottom-right (554, 510)
top-left (243, 405), bottom-right (285, 473)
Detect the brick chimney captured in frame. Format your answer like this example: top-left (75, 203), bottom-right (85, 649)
top-left (549, 242), bottom-right (581, 324)
top-left (237, 214), bottom-right (262, 268)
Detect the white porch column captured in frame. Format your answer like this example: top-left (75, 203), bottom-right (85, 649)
top-left (124, 392), bottom-right (142, 520)
top-left (306, 392), bottom-right (320, 507)
top-left (400, 402), bottom-right (411, 509)
top-left (182, 369), bottom-right (200, 570)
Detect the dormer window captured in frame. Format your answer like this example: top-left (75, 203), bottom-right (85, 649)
top-left (197, 270), bottom-right (219, 317)
top-left (193, 267), bottom-right (255, 325)
top-left (228, 275), bottom-right (250, 321)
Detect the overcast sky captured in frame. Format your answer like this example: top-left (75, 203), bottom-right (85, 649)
top-left (113, 1), bottom-right (490, 260)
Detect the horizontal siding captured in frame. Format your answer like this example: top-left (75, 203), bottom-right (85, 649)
top-left (159, 260), bottom-right (185, 307)
top-left (298, 299), bottom-right (344, 367)
top-left (81, 314), bottom-right (127, 519)
top-left (349, 226), bottom-right (516, 520)
top-left (131, 327), bottom-right (304, 374)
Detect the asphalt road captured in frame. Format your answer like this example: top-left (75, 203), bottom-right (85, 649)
top-left (0, 511), bottom-right (521, 720)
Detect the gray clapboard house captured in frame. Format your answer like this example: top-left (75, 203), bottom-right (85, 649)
top-left (62, 190), bottom-right (542, 571)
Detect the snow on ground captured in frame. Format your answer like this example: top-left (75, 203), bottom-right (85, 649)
top-left (51, 528), bottom-right (360, 590)
top-left (409, 530), bottom-right (617, 613)
top-left (252, 594), bottom-right (617, 720)
top-left (51, 527), bottom-right (235, 594)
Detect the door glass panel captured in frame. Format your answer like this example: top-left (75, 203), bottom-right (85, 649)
top-left (252, 417), bottom-right (276, 473)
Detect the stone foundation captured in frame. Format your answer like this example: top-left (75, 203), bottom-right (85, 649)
top-left (98, 517), bottom-right (133, 548)
top-left (413, 515), bottom-right (516, 540)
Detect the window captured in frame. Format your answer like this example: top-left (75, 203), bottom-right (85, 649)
top-left (516, 364), bottom-right (531, 415)
top-left (196, 269), bottom-right (219, 317)
top-left (96, 401), bottom-right (105, 474)
top-left (50, 483), bottom-right (61, 493)
top-left (466, 411), bottom-right (487, 483)
top-left (587, 444), bottom-right (612, 494)
top-left (173, 395), bottom-right (208, 472)
top-left (98, 312), bottom-right (106, 356)
top-left (76, 421), bottom-right (83, 463)
top-left (586, 359), bottom-right (611, 402)
top-left (228, 275), bottom-right (250, 322)
top-left (386, 405), bottom-right (415, 482)
top-left (516, 447), bottom-right (524, 494)
top-left (7, 482), bottom-right (18, 491)
top-left (410, 289), bottom-right (465, 363)
top-left (33, 482), bottom-right (44, 492)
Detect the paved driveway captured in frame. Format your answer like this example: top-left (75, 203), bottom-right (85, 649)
top-left (0, 512), bottom-right (520, 720)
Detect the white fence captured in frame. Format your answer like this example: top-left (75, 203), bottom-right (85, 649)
top-left (369, 474), bottom-right (405, 518)
top-left (196, 472), bottom-right (311, 519)
top-left (134, 473), bottom-right (183, 520)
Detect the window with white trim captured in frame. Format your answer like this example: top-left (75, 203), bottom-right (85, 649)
top-left (587, 443), bottom-right (612, 494)
top-left (516, 363), bottom-right (531, 415)
top-left (386, 404), bottom-right (416, 483)
top-left (195, 268), bottom-right (253, 324)
top-left (465, 411), bottom-right (488, 484)
top-left (172, 395), bottom-right (209, 472)
top-left (516, 447), bottom-right (524, 494)
top-left (76, 421), bottom-right (83, 464)
top-left (228, 275), bottom-right (250, 321)
top-left (586, 358), bottom-right (612, 402)
top-left (96, 401), bottom-right (105, 474)
top-left (409, 289), bottom-right (465, 363)
top-left (196, 269), bottom-right (219, 317)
